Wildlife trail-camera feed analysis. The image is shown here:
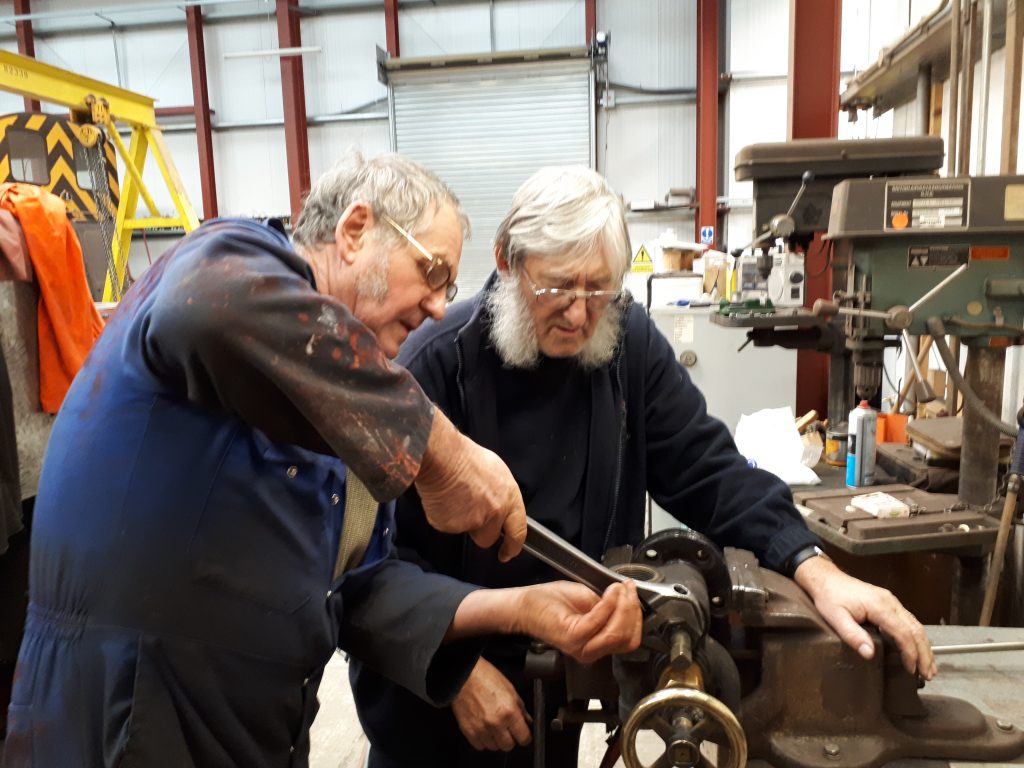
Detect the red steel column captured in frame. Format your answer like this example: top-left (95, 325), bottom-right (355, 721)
top-left (186, 6), bottom-right (218, 220)
top-left (788, 0), bottom-right (841, 417)
top-left (695, 0), bottom-right (719, 245)
top-left (384, 0), bottom-right (400, 57)
top-left (276, 0), bottom-right (311, 223)
top-left (14, 0), bottom-right (40, 112)
top-left (585, 0), bottom-right (596, 46)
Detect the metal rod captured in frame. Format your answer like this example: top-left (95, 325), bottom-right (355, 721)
top-left (957, 0), bottom-right (977, 177)
top-left (933, 641), bottom-right (1024, 655)
top-left (837, 306), bottom-right (897, 321)
top-left (909, 263), bottom-right (969, 313)
top-left (948, 0), bottom-right (961, 175)
top-left (977, 0), bottom-right (993, 172)
top-left (533, 679), bottom-right (546, 768)
top-left (980, 476), bottom-right (1020, 625)
top-left (948, 335), bottom-right (961, 413)
top-left (896, 336), bottom-right (934, 413)
top-left (903, 330), bottom-right (930, 386)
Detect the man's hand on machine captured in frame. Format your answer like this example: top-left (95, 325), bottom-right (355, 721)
top-left (452, 658), bottom-right (531, 751)
top-left (446, 580), bottom-right (642, 662)
top-left (794, 555), bottom-right (937, 680)
top-left (447, 581), bottom-right (641, 752)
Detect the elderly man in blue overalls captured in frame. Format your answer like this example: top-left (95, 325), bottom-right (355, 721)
top-left (2, 153), bottom-right (642, 768)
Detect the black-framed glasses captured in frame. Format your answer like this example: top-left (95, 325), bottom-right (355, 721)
top-left (381, 214), bottom-right (458, 302)
top-left (522, 272), bottom-right (621, 312)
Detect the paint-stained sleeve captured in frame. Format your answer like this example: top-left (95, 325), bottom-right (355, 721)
top-left (140, 248), bottom-right (434, 502)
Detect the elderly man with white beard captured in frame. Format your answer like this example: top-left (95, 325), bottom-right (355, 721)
top-left (349, 165), bottom-right (936, 768)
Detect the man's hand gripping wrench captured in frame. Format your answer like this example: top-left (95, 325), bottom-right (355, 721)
top-left (522, 518), bottom-right (692, 614)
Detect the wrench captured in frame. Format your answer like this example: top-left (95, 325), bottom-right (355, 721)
top-left (523, 518), bottom-right (688, 613)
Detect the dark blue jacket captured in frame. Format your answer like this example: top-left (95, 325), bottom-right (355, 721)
top-left (3, 219), bottom-right (479, 768)
top-left (351, 278), bottom-right (818, 764)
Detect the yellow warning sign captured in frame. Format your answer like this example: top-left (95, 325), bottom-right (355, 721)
top-left (631, 244), bottom-right (654, 274)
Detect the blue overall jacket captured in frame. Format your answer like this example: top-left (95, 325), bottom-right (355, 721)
top-left (351, 277), bottom-right (820, 766)
top-left (3, 219), bottom-right (479, 768)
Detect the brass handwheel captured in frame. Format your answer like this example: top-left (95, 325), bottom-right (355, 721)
top-left (620, 687), bottom-right (747, 768)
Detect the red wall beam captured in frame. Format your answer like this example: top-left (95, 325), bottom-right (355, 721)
top-left (788, 0), bottom-right (841, 418)
top-left (788, 0), bottom-right (841, 139)
top-left (585, 0), bottom-right (596, 46)
top-left (186, 6), bottom-right (218, 220)
top-left (14, 0), bottom-right (40, 112)
top-left (276, 0), bottom-right (311, 223)
top-left (695, 0), bottom-right (719, 245)
top-left (384, 0), bottom-right (400, 57)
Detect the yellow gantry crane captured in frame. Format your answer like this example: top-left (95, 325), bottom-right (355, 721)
top-left (0, 50), bottom-right (199, 301)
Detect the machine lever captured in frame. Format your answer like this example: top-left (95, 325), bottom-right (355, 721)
top-left (523, 519), bottom-right (686, 612)
top-left (909, 263), bottom-right (969, 314)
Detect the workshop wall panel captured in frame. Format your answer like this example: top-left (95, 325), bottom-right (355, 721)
top-left (308, 121), bottom-right (391, 183)
top-left (723, 78), bottom-right (786, 252)
top-left (300, 10), bottom-right (387, 118)
top-left (598, 0), bottom-right (695, 89)
top-left (724, 78), bottom-right (788, 203)
top-left (397, 4), bottom-right (492, 58)
top-left (116, 27), bottom-right (193, 107)
top-left (393, 0), bottom-right (581, 58)
top-left (728, 0), bottom-right (788, 78)
top-left (842, 0), bottom-right (912, 74)
top-left (491, 0), bottom-right (582, 51)
top-left (390, 59), bottom-right (592, 296)
top-left (213, 126), bottom-right (290, 218)
top-left (28, 30), bottom-right (122, 94)
top-left (206, 17), bottom-right (284, 124)
top-left (597, 102), bottom-right (695, 209)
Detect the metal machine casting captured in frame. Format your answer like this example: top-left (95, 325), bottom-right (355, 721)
top-left (524, 525), bottom-right (1024, 768)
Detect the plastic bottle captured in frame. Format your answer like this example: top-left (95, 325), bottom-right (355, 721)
top-left (846, 400), bottom-right (877, 488)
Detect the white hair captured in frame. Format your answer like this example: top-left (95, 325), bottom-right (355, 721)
top-left (291, 150), bottom-right (470, 248)
top-left (486, 272), bottom-right (624, 370)
top-left (494, 166), bottom-right (630, 283)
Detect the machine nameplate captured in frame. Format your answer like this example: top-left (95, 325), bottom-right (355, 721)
top-left (885, 179), bottom-right (970, 231)
top-left (907, 245), bottom-right (970, 269)
top-left (1005, 184), bottom-right (1024, 220)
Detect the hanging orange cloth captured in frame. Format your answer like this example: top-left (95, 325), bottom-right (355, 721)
top-left (0, 183), bottom-right (104, 413)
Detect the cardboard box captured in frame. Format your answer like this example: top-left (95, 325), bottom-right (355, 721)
top-left (662, 248), bottom-right (694, 272)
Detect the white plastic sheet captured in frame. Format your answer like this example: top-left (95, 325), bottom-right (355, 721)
top-left (734, 406), bottom-right (821, 486)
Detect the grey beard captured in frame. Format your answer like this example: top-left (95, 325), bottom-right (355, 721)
top-left (355, 251), bottom-right (390, 302)
top-left (486, 273), bottom-right (623, 371)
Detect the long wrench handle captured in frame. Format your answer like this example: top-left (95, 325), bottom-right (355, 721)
top-left (523, 518), bottom-right (626, 597)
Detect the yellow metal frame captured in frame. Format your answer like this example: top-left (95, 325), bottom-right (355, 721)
top-left (0, 50), bottom-right (199, 301)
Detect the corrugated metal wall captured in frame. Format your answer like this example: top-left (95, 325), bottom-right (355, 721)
top-left (391, 59), bottom-right (592, 295)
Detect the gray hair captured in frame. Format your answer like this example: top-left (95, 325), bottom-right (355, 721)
top-left (292, 151), bottom-right (470, 248)
top-left (494, 166), bottom-right (630, 282)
